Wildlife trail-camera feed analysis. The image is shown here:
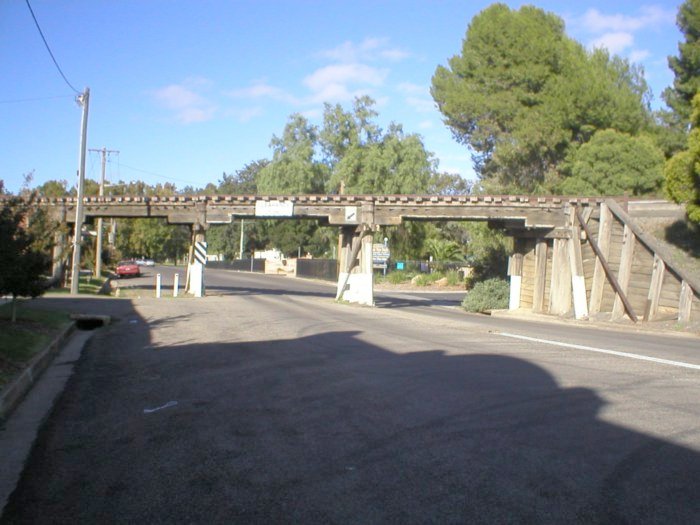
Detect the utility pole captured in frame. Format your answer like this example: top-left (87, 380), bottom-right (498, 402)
top-left (70, 87), bottom-right (90, 295)
top-left (89, 147), bottom-right (119, 277)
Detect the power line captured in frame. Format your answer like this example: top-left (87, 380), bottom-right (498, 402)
top-left (109, 159), bottom-right (202, 186)
top-left (0, 94), bottom-right (74, 104)
top-left (24, 0), bottom-right (81, 95)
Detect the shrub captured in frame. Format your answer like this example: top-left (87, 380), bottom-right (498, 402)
top-left (413, 272), bottom-right (443, 286)
top-left (445, 270), bottom-right (464, 286)
top-left (462, 278), bottom-right (509, 313)
top-left (386, 271), bottom-right (414, 284)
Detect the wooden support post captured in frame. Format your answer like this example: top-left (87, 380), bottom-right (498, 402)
top-left (644, 255), bottom-right (665, 321)
top-left (568, 223), bottom-right (588, 320)
top-left (612, 224), bottom-right (636, 321)
top-left (51, 228), bottom-right (67, 286)
top-left (589, 203), bottom-right (612, 315)
top-left (533, 239), bottom-right (547, 313)
top-left (508, 253), bottom-right (523, 310)
top-left (549, 238), bottom-right (572, 315)
top-left (575, 207), bottom-right (637, 323)
top-left (336, 226), bottom-right (365, 301)
top-left (679, 280), bottom-right (693, 323)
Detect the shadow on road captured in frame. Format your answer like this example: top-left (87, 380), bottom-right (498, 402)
top-left (4, 312), bottom-right (699, 523)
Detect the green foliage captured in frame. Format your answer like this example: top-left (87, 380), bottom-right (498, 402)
top-left (0, 195), bottom-right (51, 321)
top-left (665, 150), bottom-right (695, 206)
top-left (431, 3), bottom-right (651, 192)
top-left (386, 221), bottom-right (429, 260)
top-left (463, 223), bottom-right (512, 287)
top-left (259, 220), bottom-right (320, 258)
top-left (115, 218), bottom-right (190, 262)
top-left (663, 0), bottom-right (700, 124)
top-left (559, 130), bottom-right (665, 196)
top-left (444, 270), bottom-right (463, 286)
top-left (665, 93), bottom-right (700, 223)
top-left (428, 172), bottom-right (472, 195)
top-left (257, 114), bottom-right (328, 194)
top-left (331, 124), bottom-right (434, 194)
top-left (424, 238), bottom-right (464, 270)
top-left (323, 98), bottom-right (436, 195)
top-left (412, 273), bottom-right (442, 286)
top-left (36, 179), bottom-right (69, 197)
top-left (385, 271), bottom-right (414, 284)
top-left (461, 278), bottom-right (510, 312)
top-left (218, 160), bottom-right (266, 195)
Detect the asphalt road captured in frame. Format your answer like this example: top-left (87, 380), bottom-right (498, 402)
top-left (2, 268), bottom-right (700, 524)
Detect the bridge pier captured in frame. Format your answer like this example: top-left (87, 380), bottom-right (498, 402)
top-left (186, 225), bottom-right (207, 297)
top-left (336, 226), bottom-right (374, 305)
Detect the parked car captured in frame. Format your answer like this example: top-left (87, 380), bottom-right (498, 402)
top-left (116, 260), bottom-right (140, 278)
top-left (135, 258), bottom-right (155, 266)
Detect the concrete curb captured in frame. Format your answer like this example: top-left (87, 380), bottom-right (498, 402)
top-left (0, 322), bottom-right (76, 421)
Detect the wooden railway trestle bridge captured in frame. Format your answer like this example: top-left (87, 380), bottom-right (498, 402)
top-left (36, 194), bottom-right (700, 325)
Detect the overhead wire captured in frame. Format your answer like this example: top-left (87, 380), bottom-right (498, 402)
top-left (0, 94), bottom-right (75, 104)
top-left (24, 0), bottom-right (81, 95)
top-left (108, 159), bottom-right (202, 186)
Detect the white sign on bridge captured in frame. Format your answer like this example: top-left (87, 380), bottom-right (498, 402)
top-left (255, 200), bottom-right (294, 217)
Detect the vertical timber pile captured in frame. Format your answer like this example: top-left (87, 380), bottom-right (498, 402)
top-left (510, 198), bottom-right (699, 323)
top-left (335, 225), bottom-right (374, 305)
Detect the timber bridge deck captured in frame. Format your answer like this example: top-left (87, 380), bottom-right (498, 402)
top-left (20, 194), bottom-right (700, 325)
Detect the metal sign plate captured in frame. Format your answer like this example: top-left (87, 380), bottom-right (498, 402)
top-left (255, 200), bottom-right (294, 217)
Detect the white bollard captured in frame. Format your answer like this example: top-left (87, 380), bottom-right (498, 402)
top-left (173, 273), bottom-right (179, 297)
top-left (156, 273), bottom-right (161, 298)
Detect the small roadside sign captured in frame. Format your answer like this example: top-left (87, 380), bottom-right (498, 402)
top-left (373, 243), bottom-right (390, 269)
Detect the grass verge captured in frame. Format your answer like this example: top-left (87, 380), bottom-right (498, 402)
top-left (0, 302), bottom-right (71, 389)
top-left (46, 274), bottom-right (109, 295)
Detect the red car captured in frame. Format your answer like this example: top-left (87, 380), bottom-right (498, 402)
top-left (115, 260), bottom-right (140, 278)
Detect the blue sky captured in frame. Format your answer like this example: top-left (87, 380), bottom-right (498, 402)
top-left (0, 0), bottom-right (681, 194)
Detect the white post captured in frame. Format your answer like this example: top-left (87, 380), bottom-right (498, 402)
top-left (156, 273), bottom-right (161, 298)
top-left (173, 273), bottom-right (179, 297)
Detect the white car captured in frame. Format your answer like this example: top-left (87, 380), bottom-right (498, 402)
top-left (135, 258), bottom-right (155, 266)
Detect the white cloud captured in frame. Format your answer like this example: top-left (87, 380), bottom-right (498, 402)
top-left (419, 120), bottom-right (433, 129)
top-left (574, 6), bottom-right (676, 63)
top-left (227, 81), bottom-right (297, 104)
top-left (319, 37), bottom-right (409, 63)
top-left (152, 79), bottom-right (217, 124)
top-left (302, 63), bottom-right (388, 104)
top-left (581, 6), bottom-right (675, 33)
top-left (590, 32), bottom-right (634, 54)
top-left (304, 63), bottom-right (387, 92)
